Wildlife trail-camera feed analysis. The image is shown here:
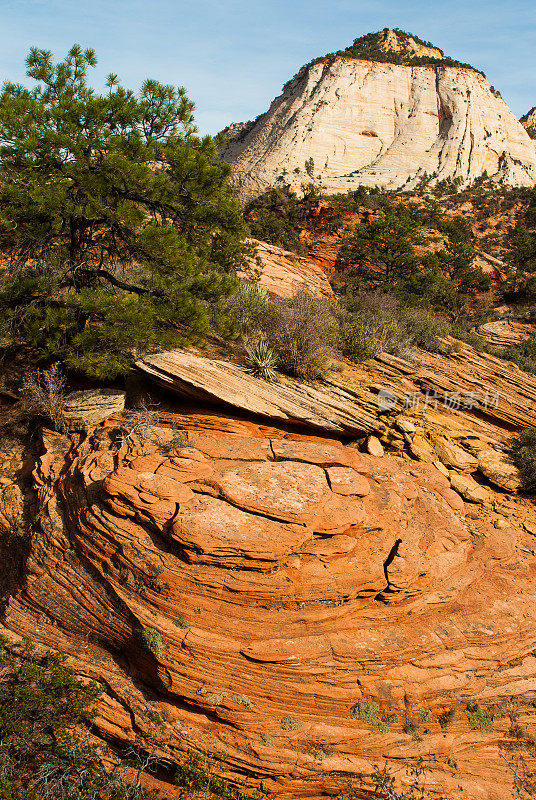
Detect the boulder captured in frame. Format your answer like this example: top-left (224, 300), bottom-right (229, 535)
top-left (408, 434), bottom-right (437, 463)
top-left (476, 449), bottom-right (520, 492)
top-left (365, 435), bottom-right (384, 457)
top-left (450, 472), bottom-right (490, 504)
top-left (136, 350), bottom-right (379, 435)
top-left (433, 436), bottom-right (478, 472)
top-left (62, 389), bottom-right (125, 430)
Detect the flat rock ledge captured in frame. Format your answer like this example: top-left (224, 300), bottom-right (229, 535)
top-left (136, 350), bottom-right (379, 435)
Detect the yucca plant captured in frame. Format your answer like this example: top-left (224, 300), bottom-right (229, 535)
top-left (244, 338), bottom-right (279, 382)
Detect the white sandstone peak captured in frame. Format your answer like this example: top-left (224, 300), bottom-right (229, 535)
top-left (222, 32), bottom-right (536, 200)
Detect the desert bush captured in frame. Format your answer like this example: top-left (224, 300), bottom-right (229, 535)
top-left (174, 750), bottom-right (262, 799)
top-left (399, 307), bottom-right (450, 353)
top-left (340, 291), bottom-right (448, 358)
top-left (137, 626), bottom-right (163, 657)
top-left (503, 336), bottom-right (536, 376)
top-left (265, 291), bottom-right (338, 380)
top-left (160, 427), bottom-right (190, 454)
top-left (22, 363), bottom-right (68, 432)
top-left (509, 428), bottom-right (536, 492)
top-left (437, 706), bottom-right (456, 729)
top-left (465, 702), bottom-right (493, 731)
top-left (116, 402), bottom-right (162, 450)
top-left (349, 700), bottom-right (387, 732)
top-left (339, 317), bottom-right (403, 362)
top-left (280, 716), bottom-right (303, 730)
top-left (0, 637), bottom-right (158, 799)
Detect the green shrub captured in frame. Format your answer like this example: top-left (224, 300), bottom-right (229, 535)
top-left (340, 317), bottom-right (403, 362)
top-left (340, 291), bottom-right (448, 358)
top-left (280, 716), bottom-right (303, 730)
top-left (220, 282), bottom-right (274, 338)
top-left (350, 700), bottom-right (387, 732)
top-left (232, 694), bottom-right (253, 710)
top-left (0, 637), bottom-right (157, 799)
top-left (160, 428), bottom-right (190, 454)
top-left (417, 707), bottom-right (432, 722)
top-left (22, 363), bottom-right (68, 433)
top-left (137, 626), bottom-right (163, 657)
top-left (504, 337), bottom-right (536, 376)
top-left (465, 703), bottom-right (492, 731)
top-left (509, 428), bottom-right (536, 492)
top-left (174, 751), bottom-right (233, 797)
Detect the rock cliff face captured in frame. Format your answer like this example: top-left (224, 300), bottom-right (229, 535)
top-left (222, 33), bottom-right (536, 200)
top-left (521, 107), bottom-right (536, 139)
top-left (239, 238), bottom-right (334, 299)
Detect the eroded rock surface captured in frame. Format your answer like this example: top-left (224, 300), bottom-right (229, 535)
top-left (136, 341), bottom-right (536, 496)
top-left (136, 350), bottom-right (380, 435)
top-left (521, 106), bottom-right (536, 139)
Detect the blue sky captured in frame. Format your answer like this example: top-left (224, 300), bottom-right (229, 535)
top-left (0, 0), bottom-right (534, 134)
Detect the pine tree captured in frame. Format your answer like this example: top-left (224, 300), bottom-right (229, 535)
top-left (0, 45), bottom-right (247, 378)
top-left (337, 211), bottom-right (420, 287)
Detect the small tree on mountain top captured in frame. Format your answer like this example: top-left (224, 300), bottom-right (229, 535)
top-left (0, 45), bottom-right (247, 378)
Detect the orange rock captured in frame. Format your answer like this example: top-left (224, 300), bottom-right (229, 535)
top-left (4, 400), bottom-right (536, 800)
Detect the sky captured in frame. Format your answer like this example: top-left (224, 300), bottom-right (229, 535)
top-left (0, 0), bottom-right (534, 135)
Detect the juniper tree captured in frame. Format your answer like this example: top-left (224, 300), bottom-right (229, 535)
top-left (0, 45), bottom-right (247, 378)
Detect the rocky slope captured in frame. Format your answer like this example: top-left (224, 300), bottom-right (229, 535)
top-left (2, 412), bottom-right (536, 800)
top-left (1, 332), bottom-right (536, 799)
top-left (222, 31), bottom-right (536, 200)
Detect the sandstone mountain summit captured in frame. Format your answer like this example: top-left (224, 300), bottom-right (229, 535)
top-left (222, 29), bottom-right (536, 199)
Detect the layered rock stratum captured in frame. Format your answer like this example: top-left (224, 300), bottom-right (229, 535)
top-left (222, 30), bottom-right (536, 200)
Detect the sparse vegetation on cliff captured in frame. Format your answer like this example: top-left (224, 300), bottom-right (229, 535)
top-left (302, 28), bottom-right (485, 78)
top-left (137, 626), bottom-right (164, 657)
top-left (0, 637), bottom-right (158, 799)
